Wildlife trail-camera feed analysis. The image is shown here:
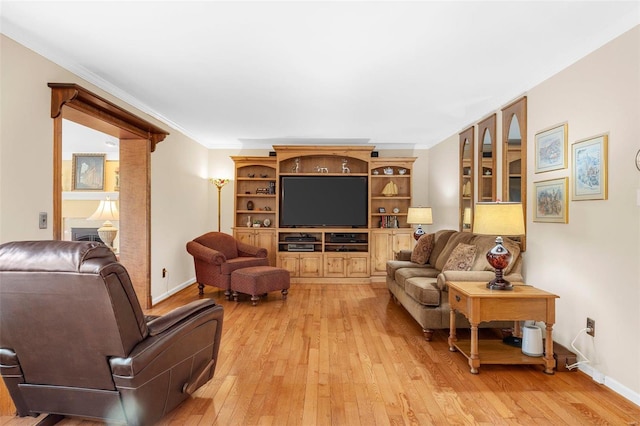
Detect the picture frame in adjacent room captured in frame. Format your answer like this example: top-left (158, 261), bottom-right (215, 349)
top-left (72, 153), bottom-right (105, 191)
top-left (572, 133), bottom-right (608, 201)
top-left (533, 177), bottom-right (568, 223)
top-left (534, 123), bottom-right (567, 173)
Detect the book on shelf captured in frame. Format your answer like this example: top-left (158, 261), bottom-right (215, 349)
top-left (379, 215), bottom-right (399, 228)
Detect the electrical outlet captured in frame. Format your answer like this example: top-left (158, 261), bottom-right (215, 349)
top-left (162, 268), bottom-right (167, 278)
top-left (39, 212), bottom-right (47, 229)
top-left (586, 317), bottom-right (595, 337)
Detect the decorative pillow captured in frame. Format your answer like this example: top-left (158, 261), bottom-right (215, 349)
top-left (411, 233), bottom-right (435, 265)
top-left (442, 243), bottom-right (477, 271)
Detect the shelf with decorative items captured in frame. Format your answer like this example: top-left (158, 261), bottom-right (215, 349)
top-left (231, 156), bottom-right (277, 264)
top-left (477, 113), bottom-right (496, 203)
top-left (459, 126), bottom-right (474, 232)
top-left (370, 158), bottom-right (415, 230)
top-left (274, 145), bottom-right (371, 176)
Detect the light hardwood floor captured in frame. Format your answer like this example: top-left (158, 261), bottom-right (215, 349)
top-left (2, 283), bottom-right (639, 425)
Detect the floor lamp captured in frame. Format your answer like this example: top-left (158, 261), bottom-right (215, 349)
top-left (210, 178), bottom-right (229, 232)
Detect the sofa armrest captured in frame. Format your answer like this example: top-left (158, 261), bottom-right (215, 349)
top-left (396, 250), bottom-right (413, 261)
top-left (237, 241), bottom-right (268, 258)
top-left (186, 241), bottom-right (227, 265)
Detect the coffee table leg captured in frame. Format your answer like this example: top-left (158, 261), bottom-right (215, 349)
top-left (469, 323), bottom-right (480, 374)
top-left (543, 322), bottom-right (556, 374)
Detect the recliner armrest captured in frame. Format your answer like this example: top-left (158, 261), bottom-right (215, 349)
top-left (186, 241), bottom-right (227, 265)
top-left (146, 299), bottom-right (218, 336)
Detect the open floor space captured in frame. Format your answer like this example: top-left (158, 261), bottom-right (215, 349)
top-left (3, 283), bottom-right (638, 425)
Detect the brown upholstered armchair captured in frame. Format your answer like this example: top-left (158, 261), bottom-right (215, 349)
top-left (0, 240), bottom-right (224, 426)
top-left (186, 231), bottom-right (269, 298)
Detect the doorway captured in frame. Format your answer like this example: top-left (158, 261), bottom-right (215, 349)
top-left (50, 83), bottom-right (168, 308)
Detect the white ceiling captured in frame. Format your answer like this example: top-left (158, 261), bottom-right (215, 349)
top-left (2, 1), bottom-right (638, 150)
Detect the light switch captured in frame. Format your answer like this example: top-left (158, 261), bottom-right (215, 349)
top-left (39, 212), bottom-right (47, 229)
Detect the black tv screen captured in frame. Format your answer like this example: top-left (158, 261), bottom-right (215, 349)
top-left (280, 176), bottom-right (368, 227)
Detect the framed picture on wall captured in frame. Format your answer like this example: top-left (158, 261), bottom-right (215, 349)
top-left (534, 123), bottom-right (568, 173)
top-left (571, 133), bottom-right (608, 201)
top-left (533, 178), bottom-right (568, 223)
top-left (72, 153), bottom-right (105, 191)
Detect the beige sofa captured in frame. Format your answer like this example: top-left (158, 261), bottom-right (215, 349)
top-left (386, 229), bottom-right (523, 341)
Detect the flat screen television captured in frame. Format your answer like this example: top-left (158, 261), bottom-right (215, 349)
top-left (280, 176), bottom-right (368, 228)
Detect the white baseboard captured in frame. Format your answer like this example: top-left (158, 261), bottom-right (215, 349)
top-left (152, 277), bottom-right (195, 306)
top-left (579, 364), bottom-right (640, 407)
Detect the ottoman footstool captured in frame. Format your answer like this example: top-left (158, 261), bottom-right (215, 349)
top-left (230, 266), bottom-right (290, 306)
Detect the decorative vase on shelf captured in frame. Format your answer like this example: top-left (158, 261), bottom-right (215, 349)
top-left (247, 200), bottom-right (254, 210)
top-left (246, 216), bottom-right (252, 228)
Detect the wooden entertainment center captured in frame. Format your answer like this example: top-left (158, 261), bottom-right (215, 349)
top-left (232, 146), bottom-right (416, 282)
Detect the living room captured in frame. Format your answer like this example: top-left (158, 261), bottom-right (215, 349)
top-left (1, 1), bottom-right (639, 422)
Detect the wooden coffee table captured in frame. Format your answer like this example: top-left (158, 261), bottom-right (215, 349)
top-left (447, 281), bottom-right (558, 374)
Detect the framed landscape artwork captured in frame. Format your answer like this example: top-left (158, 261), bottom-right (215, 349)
top-left (72, 153), bottom-right (105, 191)
top-left (572, 134), bottom-right (608, 201)
top-left (535, 123), bottom-right (567, 173)
top-left (533, 178), bottom-right (568, 223)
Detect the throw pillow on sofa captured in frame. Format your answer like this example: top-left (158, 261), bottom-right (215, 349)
top-left (442, 243), bottom-right (477, 271)
top-left (411, 233), bottom-right (435, 264)
top-left (434, 232), bottom-right (475, 271)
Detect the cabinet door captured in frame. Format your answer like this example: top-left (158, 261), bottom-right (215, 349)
top-left (392, 231), bottom-right (413, 255)
top-left (347, 254), bottom-right (370, 277)
top-left (234, 229), bottom-right (254, 245)
top-left (324, 253), bottom-right (347, 278)
top-left (278, 253), bottom-right (299, 277)
top-left (370, 230), bottom-right (391, 275)
top-left (254, 229), bottom-right (276, 266)
top-left (299, 253), bottom-right (323, 277)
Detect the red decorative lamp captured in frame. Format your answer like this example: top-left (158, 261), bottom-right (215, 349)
top-left (406, 207), bottom-right (433, 241)
top-left (472, 202), bottom-right (525, 290)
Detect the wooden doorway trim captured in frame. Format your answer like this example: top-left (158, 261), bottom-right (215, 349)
top-left (50, 83), bottom-right (169, 308)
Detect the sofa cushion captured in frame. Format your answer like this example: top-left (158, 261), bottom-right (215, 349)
top-left (435, 232), bottom-right (475, 271)
top-left (442, 243), bottom-right (477, 271)
top-left (404, 277), bottom-right (441, 307)
top-left (411, 233), bottom-right (435, 264)
top-left (428, 230), bottom-right (456, 266)
top-left (470, 235), bottom-right (521, 275)
top-left (386, 260), bottom-right (431, 278)
top-left (394, 267), bottom-right (439, 290)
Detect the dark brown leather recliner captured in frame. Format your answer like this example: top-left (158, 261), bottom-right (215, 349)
top-left (186, 232), bottom-right (269, 298)
top-left (0, 240), bottom-right (224, 426)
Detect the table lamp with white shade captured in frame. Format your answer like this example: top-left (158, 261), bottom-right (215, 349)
top-left (406, 207), bottom-right (433, 241)
top-left (88, 197), bottom-right (119, 250)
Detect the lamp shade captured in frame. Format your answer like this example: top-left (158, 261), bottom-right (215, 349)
top-left (406, 207), bottom-right (433, 225)
top-left (88, 198), bottom-right (119, 222)
top-left (473, 202), bottom-right (524, 236)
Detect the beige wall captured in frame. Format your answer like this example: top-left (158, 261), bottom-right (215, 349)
top-left (427, 26), bottom-right (640, 402)
top-left (0, 35), bottom-right (211, 305)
